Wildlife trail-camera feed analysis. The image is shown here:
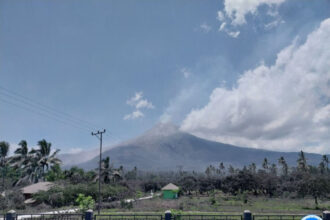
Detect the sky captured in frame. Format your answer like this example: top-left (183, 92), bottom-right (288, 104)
top-left (1, 0), bottom-right (330, 154)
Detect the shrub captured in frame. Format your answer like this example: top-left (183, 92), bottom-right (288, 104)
top-left (33, 183), bottom-right (130, 208)
top-left (120, 200), bottom-right (133, 209)
top-left (76, 194), bottom-right (95, 213)
top-left (7, 190), bottom-right (25, 209)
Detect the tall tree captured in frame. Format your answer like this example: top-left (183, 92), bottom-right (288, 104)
top-left (248, 163), bottom-right (256, 174)
top-left (97, 156), bottom-right (118, 183)
top-left (16, 139), bottom-right (61, 185)
top-left (36, 139), bottom-right (61, 177)
top-left (0, 141), bottom-right (10, 191)
top-left (278, 156), bottom-right (288, 176)
top-left (322, 155), bottom-right (329, 172)
top-left (262, 158), bottom-right (269, 171)
top-left (297, 150), bottom-right (308, 172)
top-left (10, 140), bottom-right (29, 168)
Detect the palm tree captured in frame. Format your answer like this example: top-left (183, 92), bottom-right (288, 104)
top-left (15, 139), bottom-right (61, 185)
top-left (101, 157), bottom-right (112, 183)
top-left (36, 139), bottom-right (61, 179)
top-left (10, 140), bottom-right (29, 168)
top-left (0, 141), bottom-right (10, 191)
top-left (94, 157), bottom-right (122, 183)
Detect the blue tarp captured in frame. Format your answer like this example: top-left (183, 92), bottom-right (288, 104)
top-left (301, 215), bottom-right (322, 220)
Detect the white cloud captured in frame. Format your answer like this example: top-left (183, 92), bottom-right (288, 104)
top-left (265, 18), bottom-right (285, 30)
top-left (180, 68), bottom-right (192, 79)
top-left (217, 0), bottom-right (286, 37)
top-left (222, 0), bottom-right (285, 26)
top-left (136, 99), bottom-right (154, 109)
top-left (200, 23), bottom-right (212, 33)
top-left (219, 22), bottom-right (226, 31)
top-left (64, 147), bottom-right (84, 154)
top-left (124, 92), bottom-right (154, 120)
top-left (217, 11), bottom-right (225, 22)
top-left (218, 23), bottom-right (240, 38)
top-left (181, 18), bottom-right (330, 154)
top-left (126, 91), bottom-right (143, 106)
top-left (227, 31), bottom-right (240, 38)
top-left (126, 91), bottom-right (154, 109)
top-left (124, 110), bottom-right (144, 120)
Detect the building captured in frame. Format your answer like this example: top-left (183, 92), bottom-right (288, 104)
top-left (161, 183), bottom-right (179, 199)
top-left (21, 181), bottom-right (55, 204)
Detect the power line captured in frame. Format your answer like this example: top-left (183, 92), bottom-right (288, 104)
top-left (0, 85), bottom-right (100, 130)
top-left (0, 96), bottom-right (91, 132)
top-left (0, 85), bottom-right (123, 143)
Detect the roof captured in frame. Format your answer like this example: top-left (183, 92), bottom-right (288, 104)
top-left (161, 183), bottom-right (179, 190)
top-left (21, 182), bottom-right (55, 194)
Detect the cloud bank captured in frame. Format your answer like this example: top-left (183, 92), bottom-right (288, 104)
top-left (181, 18), bottom-right (330, 154)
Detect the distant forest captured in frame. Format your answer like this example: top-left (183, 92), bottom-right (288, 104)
top-left (0, 139), bottom-right (329, 210)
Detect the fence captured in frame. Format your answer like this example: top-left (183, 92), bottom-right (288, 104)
top-left (172, 214), bottom-right (242, 220)
top-left (4, 212), bottom-right (83, 220)
top-left (253, 215), bottom-right (321, 220)
top-left (3, 210), bottom-right (330, 220)
top-left (94, 214), bottom-right (163, 220)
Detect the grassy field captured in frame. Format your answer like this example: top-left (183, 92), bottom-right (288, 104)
top-left (103, 192), bottom-right (330, 215)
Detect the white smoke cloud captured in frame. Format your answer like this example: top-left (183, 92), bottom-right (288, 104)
top-left (181, 18), bottom-right (330, 154)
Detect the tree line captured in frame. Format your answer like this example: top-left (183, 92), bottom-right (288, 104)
top-left (1, 140), bottom-right (330, 210)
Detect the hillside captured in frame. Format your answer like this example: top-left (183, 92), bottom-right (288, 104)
top-left (65, 123), bottom-right (325, 171)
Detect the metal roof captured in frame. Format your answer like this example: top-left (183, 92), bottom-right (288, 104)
top-left (161, 183), bottom-right (179, 190)
top-left (21, 182), bottom-right (55, 194)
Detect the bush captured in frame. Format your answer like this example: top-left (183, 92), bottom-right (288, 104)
top-left (7, 190), bottom-right (26, 209)
top-left (0, 194), bottom-right (7, 211)
top-left (76, 194), bottom-right (95, 213)
top-left (120, 200), bottom-right (133, 209)
top-left (33, 183), bottom-right (130, 208)
top-left (33, 187), bottom-right (65, 207)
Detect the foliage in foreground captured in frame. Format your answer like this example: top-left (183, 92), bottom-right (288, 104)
top-left (76, 194), bottom-right (95, 213)
top-left (33, 183), bottom-right (130, 208)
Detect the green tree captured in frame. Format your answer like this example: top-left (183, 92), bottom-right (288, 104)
top-left (76, 194), bottom-right (95, 213)
top-left (322, 155), bottom-right (329, 172)
top-left (101, 157), bottom-right (113, 183)
top-left (262, 158), bottom-right (269, 171)
top-left (297, 151), bottom-right (308, 172)
top-left (36, 139), bottom-right (61, 175)
top-left (16, 139), bottom-right (61, 185)
top-left (10, 140), bottom-right (29, 168)
top-left (248, 163), bottom-right (256, 174)
top-left (0, 141), bottom-right (10, 192)
top-left (278, 156), bottom-right (288, 176)
top-left (45, 164), bottom-right (64, 181)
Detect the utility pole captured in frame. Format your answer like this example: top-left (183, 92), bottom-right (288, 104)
top-left (91, 129), bottom-right (106, 214)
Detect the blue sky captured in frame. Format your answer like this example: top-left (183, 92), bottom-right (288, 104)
top-left (1, 0), bottom-right (330, 154)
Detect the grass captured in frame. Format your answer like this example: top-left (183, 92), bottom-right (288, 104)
top-left (102, 192), bottom-right (330, 215)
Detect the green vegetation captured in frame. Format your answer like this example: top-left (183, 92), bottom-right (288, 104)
top-left (103, 194), bottom-right (330, 214)
top-left (0, 139), bottom-right (329, 214)
top-left (76, 194), bottom-right (95, 213)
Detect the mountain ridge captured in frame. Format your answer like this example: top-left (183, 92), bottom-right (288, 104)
top-left (60, 123), bottom-right (327, 171)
